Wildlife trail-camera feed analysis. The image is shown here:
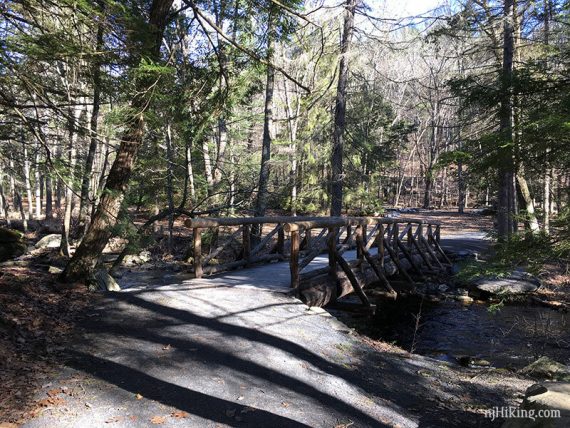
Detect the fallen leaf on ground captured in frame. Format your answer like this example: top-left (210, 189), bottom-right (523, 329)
top-left (46, 388), bottom-right (62, 397)
top-left (36, 396), bottom-right (66, 407)
top-left (150, 416), bottom-right (166, 424)
top-left (171, 410), bottom-right (189, 419)
top-left (135, 393), bottom-right (143, 400)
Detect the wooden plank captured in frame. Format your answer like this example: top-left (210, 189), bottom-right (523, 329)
top-left (299, 229), bottom-right (330, 271)
top-left (242, 224), bottom-right (251, 262)
top-left (358, 237), bottom-right (396, 297)
top-left (378, 224), bottom-right (385, 268)
top-left (334, 250), bottom-right (370, 307)
top-left (290, 229), bottom-right (300, 289)
top-left (328, 226), bottom-right (336, 275)
top-left (204, 254), bottom-right (285, 275)
top-left (193, 228), bottom-right (203, 279)
top-left (187, 216), bottom-right (441, 231)
top-left (273, 224), bottom-right (285, 255)
top-left (382, 237), bottom-right (415, 284)
top-left (364, 223), bottom-right (379, 251)
top-left (421, 234), bottom-right (444, 269)
top-left (203, 226), bottom-right (243, 265)
top-left (409, 224), bottom-right (433, 270)
top-left (429, 232), bottom-right (452, 265)
top-left (251, 224), bottom-right (281, 256)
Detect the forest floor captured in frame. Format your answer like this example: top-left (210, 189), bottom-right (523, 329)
top-left (0, 209), bottom-right (567, 427)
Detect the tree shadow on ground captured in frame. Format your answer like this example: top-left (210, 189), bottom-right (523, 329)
top-left (60, 287), bottom-right (522, 427)
top-left (66, 351), bottom-right (314, 427)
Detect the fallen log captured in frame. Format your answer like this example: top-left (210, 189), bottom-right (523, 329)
top-left (298, 253), bottom-right (425, 307)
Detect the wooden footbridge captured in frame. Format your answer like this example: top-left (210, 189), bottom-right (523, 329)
top-left (184, 216), bottom-right (451, 307)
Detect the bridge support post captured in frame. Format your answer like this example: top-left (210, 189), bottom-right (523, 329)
top-left (290, 229), bottom-right (300, 288)
top-left (193, 228), bottom-right (203, 279)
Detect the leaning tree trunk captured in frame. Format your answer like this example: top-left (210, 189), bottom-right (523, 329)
top-left (330, 0), bottom-right (357, 217)
top-left (516, 173), bottom-right (540, 232)
top-left (60, 0), bottom-right (174, 282)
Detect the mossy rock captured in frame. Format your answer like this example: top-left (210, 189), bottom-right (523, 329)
top-left (520, 357), bottom-right (570, 382)
top-left (0, 227), bottom-right (27, 262)
top-left (0, 227), bottom-right (24, 243)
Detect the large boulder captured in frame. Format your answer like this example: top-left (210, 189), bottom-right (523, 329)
top-left (0, 227), bottom-right (27, 262)
top-left (35, 233), bottom-right (62, 249)
top-left (520, 357), bottom-right (570, 382)
top-left (502, 382), bottom-right (570, 428)
top-left (475, 270), bottom-right (540, 295)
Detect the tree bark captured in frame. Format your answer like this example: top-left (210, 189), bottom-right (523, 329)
top-left (330, 0), bottom-right (356, 217)
top-left (34, 142), bottom-right (41, 218)
top-left (516, 173), bottom-right (540, 232)
top-left (497, 0), bottom-right (516, 241)
top-left (61, 0), bottom-right (174, 282)
top-left (254, 17), bottom-right (275, 220)
top-left (22, 138), bottom-right (34, 220)
top-left (60, 105), bottom-right (81, 257)
top-left (78, 8), bottom-right (104, 236)
top-left (165, 122), bottom-right (175, 252)
top-left (45, 172), bottom-right (53, 219)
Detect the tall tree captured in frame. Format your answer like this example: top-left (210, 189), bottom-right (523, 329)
top-left (254, 15), bottom-right (275, 220)
top-left (497, 0), bottom-right (516, 240)
top-left (330, 0), bottom-right (357, 216)
top-left (61, 0), bottom-right (175, 282)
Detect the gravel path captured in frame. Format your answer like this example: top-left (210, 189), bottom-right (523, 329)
top-left (23, 220), bottom-right (529, 428)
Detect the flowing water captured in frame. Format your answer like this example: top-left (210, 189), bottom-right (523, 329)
top-left (373, 297), bottom-right (570, 369)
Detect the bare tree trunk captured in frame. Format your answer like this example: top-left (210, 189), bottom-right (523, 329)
top-left (497, 0), bottom-right (516, 240)
top-left (283, 77), bottom-right (301, 216)
top-left (458, 154), bottom-right (465, 213)
top-left (45, 171), bottom-right (53, 219)
top-left (9, 158), bottom-right (15, 201)
top-left (22, 138), bottom-right (34, 220)
top-left (423, 167), bottom-right (433, 209)
top-left (544, 172), bottom-right (551, 233)
top-left (15, 190), bottom-right (27, 232)
top-left (185, 142), bottom-right (196, 202)
top-left (203, 139), bottom-right (214, 196)
top-left (516, 173), bottom-right (540, 232)
top-left (61, 0), bottom-right (174, 282)
top-left (165, 122), bottom-right (175, 252)
top-left (330, 0), bottom-right (356, 217)
top-left (543, 0), bottom-right (552, 233)
top-left (0, 179), bottom-right (7, 222)
top-left (254, 18), bottom-right (275, 220)
top-left (60, 106), bottom-right (81, 257)
top-left (34, 142), bottom-right (42, 218)
top-left (78, 11), bottom-right (104, 236)
top-left (213, 119), bottom-right (228, 187)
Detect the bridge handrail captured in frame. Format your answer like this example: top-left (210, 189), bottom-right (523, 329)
top-left (184, 216), bottom-right (446, 288)
top-left (185, 215), bottom-right (441, 230)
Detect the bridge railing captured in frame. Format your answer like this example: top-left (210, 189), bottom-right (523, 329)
top-left (184, 216), bottom-right (450, 294)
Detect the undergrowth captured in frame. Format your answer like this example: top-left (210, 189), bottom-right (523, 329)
top-left (456, 209), bottom-right (570, 284)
